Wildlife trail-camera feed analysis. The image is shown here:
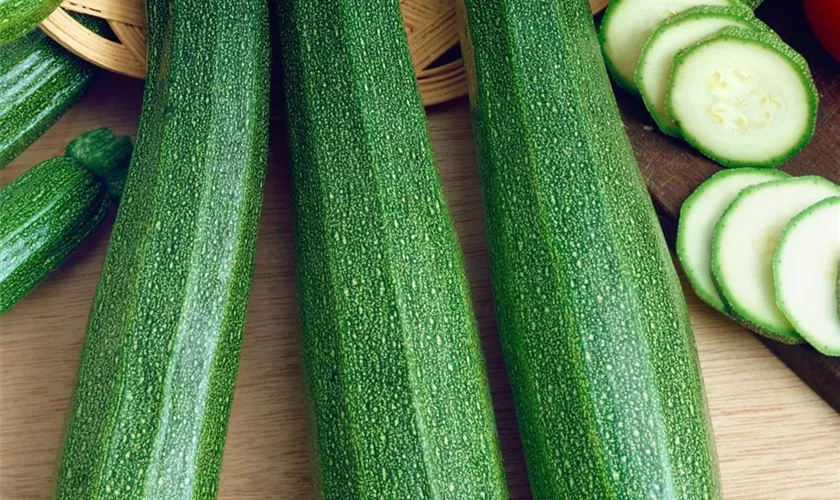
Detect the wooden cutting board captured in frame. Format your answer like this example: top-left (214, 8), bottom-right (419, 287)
top-left (617, 0), bottom-right (840, 412)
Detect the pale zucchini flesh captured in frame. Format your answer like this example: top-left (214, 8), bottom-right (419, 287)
top-left (677, 168), bottom-right (788, 314)
top-left (773, 197), bottom-right (840, 356)
top-left (599, 0), bottom-right (737, 93)
top-left (667, 27), bottom-right (818, 168)
top-left (636, 6), bottom-right (755, 137)
top-left (712, 177), bottom-right (840, 343)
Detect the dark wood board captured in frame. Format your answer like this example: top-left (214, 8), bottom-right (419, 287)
top-left (615, 0), bottom-right (840, 412)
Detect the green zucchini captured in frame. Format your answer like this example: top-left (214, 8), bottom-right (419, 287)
top-left (458, 0), bottom-right (720, 497)
top-left (278, 0), bottom-right (508, 497)
top-left (0, 128), bottom-right (130, 314)
top-left (0, 19), bottom-right (100, 168)
top-left (54, 0), bottom-right (269, 497)
top-left (0, 0), bottom-right (61, 45)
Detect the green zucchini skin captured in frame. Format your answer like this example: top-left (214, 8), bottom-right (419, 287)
top-left (0, 24), bottom-right (100, 168)
top-left (0, 0), bottom-right (62, 45)
top-left (278, 0), bottom-right (508, 498)
top-left (0, 129), bottom-right (130, 314)
top-left (54, 0), bottom-right (269, 497)
top-left (458, 0), bottom-right (720, 498)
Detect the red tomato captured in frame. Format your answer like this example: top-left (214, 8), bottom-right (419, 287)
top-left (804, 0), bottom-right (840, 61)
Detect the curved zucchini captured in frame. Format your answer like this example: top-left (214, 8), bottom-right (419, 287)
top-left (54, 0), bottom-right (269, 497)
top-left (0, 21), bottom-right (100, 168)
top-left (459, 0), bottom-right (720, 497)
top-left (0, 128), bottom-right (130, 314)
top-left (278, 0), bottom-right (508, 497)
top-left (0, 0), bottom-right (62, 45)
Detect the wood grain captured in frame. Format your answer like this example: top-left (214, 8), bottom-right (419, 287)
top-left (1, 71), bottom-right (838, 499)
top-left (620, 0), bottom-right (840, 413)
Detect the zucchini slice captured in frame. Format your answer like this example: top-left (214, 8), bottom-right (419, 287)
top-left (712, 177), bottom-right (840, 343)
top-left (677, 168), bottom-right (788, 313)
top-left (667, 27), bottom-right (818, 168)
top-left (636, 6), bottom-right (756, 136)
top-left (0, 129), bottom-right (130, 314)
top-left (599, 0), bottom-right (738, 93)
top-left (773, 197), bottom-right (840, 356)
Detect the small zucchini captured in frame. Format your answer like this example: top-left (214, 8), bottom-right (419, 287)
top-left (0, 128), bottom-right (131, 314)
top-left (0, 0), bottom-right (62, 45)
top-left (0, 16), bottom-right (103, 168)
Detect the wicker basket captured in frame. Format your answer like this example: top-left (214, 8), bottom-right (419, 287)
top-left (40, 0), bottom-right (609, 106)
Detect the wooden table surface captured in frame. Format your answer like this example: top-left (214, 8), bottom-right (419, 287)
top-left (1, 74), bottom-right (839, 499)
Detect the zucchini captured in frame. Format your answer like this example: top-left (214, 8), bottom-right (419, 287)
top-left (54, 0), bottom-right (269, 497)
top-left (599, 0), bottom-right (739, 93)
top-left (0, 21), bottom-right (99, 168)
top-left (458, 0), bottom-right (720, 497)
top-left (0, 0), bottom-right (61, 45)
top-left (0, 128), bottom-right (130, 314)
top-left (636, 6), bottom-right (756, 137)
top-left (667, 27), bottom-right (818, 168)
top-left (278, 0), bottom-right (508, 497)
top-left (773, 196), bottom-right (840, 356)
top-left (677, 168), bottom-right (788, 314)
top-left (712, 177), bottom-right (840, 343)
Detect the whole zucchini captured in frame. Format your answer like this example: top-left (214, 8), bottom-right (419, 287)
top-left (278, 0), bottom-right (508, 497)
top-left (0, 19), bottom-right (101, 168)
top-left (0, 0), bottom-right (62, 45)
top-left (0, 128), bottom-right (130, 314)
top-left (458, 0), bottom-right (720, 498)
top-left (54, 0), bottom-right (269, 497)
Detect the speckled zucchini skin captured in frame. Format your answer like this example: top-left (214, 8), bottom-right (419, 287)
top-left (0, 0), bottom-right (62, 45)
top-left (458, 0), bottom-right (720, 498)
top-left (0, 20), bottom-right (100, 168)
top-left (0, 129), bottom-right (130, 314)
top-left (278, 0), bottom-right (508, 498)
top-left (54, 0), bottom-right (269, 497)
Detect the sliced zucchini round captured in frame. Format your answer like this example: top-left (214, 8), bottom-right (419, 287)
top-left (636, 6), bottom-right (756, 137)
top-left (773, 197), bottom-right (840, 356)
top-left (599, 0), bottom-right (737, 94)
top-left (677, 168), bottom-right (789, 313)
top-left (712, 177), bottom-right (840, 343)
top-left (667, 27), bottom-right (818, 168)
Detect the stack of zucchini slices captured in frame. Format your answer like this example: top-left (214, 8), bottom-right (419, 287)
top-left (678, 170), bottom-right (840, 356)
top-left (601, 0), bottom-right (818, 168)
